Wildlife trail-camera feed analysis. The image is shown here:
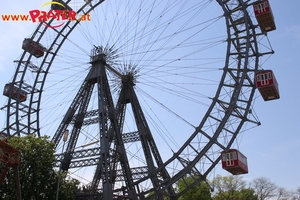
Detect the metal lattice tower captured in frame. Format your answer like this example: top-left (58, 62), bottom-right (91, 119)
top-left (52, 46), bottom-right (174, 199)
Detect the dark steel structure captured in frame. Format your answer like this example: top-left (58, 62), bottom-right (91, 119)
top-left (2, 0), bottom-right (277, 199)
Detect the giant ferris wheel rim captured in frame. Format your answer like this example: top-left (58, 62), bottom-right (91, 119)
top-left (3, 0), bottom-right (273, 198)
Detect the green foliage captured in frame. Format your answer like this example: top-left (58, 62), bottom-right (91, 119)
top-left (0, 135), bottom-right (79, 200)
top-left (177, 175), bottom-right (212, 200)
top-left (58, 172), bottom-right (81, 200)
top-left (211, 175), bottom-right (257, 200)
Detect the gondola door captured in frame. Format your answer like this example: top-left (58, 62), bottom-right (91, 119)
top-left (257, 73), bottom-right (269, 87)
top-left (223, 152), bottom-right (235, 167)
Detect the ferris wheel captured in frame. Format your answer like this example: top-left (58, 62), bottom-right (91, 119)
top-left (2, 0), bottom-right (277, 199)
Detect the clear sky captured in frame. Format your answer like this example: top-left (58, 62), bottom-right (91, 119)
top-left (238, 1), bottom-right (300, 192)
top-left (0, 0), bottom-right (299, 193)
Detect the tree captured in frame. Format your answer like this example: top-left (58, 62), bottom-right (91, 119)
top-left (211, 175), bottom-right (257, 200)
top-left (177, 175), bottom-right (212, 200)
top-left (290, 187), bottom-right (300, 200)
top-left (276, 186), bottom-right (295, 200)
top-left (295, 187), bottom-right (300, 200)
top-left (0, 135), bottom-right (79, 199)
top-left (238, 188), bottom-right (258, 200)
top-left (57, 172), bottom-right (80, 199)
top-left (251, 177), bottom-right (277, 200)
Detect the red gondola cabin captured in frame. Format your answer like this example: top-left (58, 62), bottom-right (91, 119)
top-left (221, 149), bottom-right (248, 175)
top-left (22, 38), bottom-right (45, 58)
top-left (253, 0), bottom-right (276, 32)
top-left (0, 132), bottom-right (7, 140)
top-left (3, 83), bottom-right (27, 102)
top-left (255, 70), bottom-right (279, 101)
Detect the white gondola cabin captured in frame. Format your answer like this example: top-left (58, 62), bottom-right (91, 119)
top-left (253, 0), bottom-right (276, 32)
top-left (221, 149), bottom-right (248, 175)
top-left (255, 70), bottom-right (279, 101)
top-left (3, 83), bottom-right (27, 102)
top-left (22, 38), bottom-right (45, 58)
